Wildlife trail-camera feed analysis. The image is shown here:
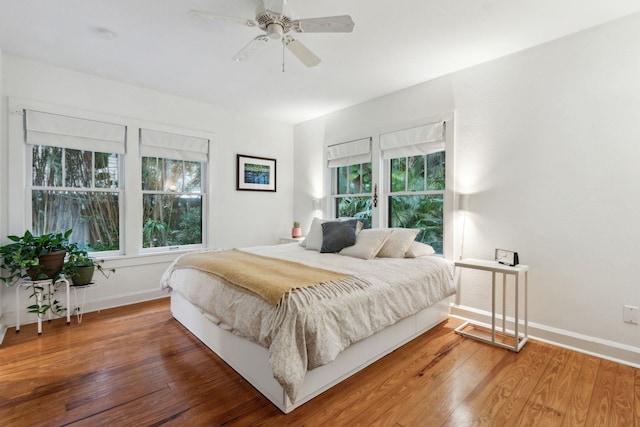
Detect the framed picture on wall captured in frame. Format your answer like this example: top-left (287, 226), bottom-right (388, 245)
top-left (236, 154), bottom-right (277, 192)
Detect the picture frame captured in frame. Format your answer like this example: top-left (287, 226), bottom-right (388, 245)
top-left (236, 154), bottom-right (277, 192)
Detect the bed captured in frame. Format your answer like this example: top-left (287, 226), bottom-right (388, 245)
top-left (160, 225), bottom-right (456, 413)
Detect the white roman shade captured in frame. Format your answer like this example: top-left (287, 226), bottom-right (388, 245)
top-left (327, 138), bottom-right (371, 168)
top-left (380, 121), bottom-right (445, 160)
top-left (25, 110), bottom-right (126, 154)
top-left (140, 129), bottom-right (209, 162)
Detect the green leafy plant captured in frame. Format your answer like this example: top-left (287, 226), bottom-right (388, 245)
top-left (293, 221), bottom-right (300, 228)
top-left (143, 218), bottom-right (168, 248)
top-left (0, 229), bottom-right (71, 285)
top-left (0, 229), bottom-right (72, 316)
top-left (63, 242), bottom-right (115, 284)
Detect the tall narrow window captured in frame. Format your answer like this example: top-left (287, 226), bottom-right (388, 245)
top-left (140, 129), bottom-right (209, 250)
top-left (26, 110), bottom-right (125, 253)
top-left (382, 122), bottom-right (446, 254)
top-left (328, 138), bottom-right (372, 228)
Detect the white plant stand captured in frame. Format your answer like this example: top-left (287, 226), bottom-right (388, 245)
top-left (16, 277), bottom-right (71, 334)
top-left (71, 282), bottom-right (99, 323)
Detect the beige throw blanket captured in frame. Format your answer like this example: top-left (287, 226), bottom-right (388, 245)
top-left (173, 249), bottom-right (356, 306)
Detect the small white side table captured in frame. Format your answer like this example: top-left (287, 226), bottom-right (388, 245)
top-left (16, 277), bottom-right (71, 334)
top-left (454, 258), bottom-right (529, 352)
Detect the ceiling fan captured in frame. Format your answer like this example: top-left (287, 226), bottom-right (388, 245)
top-left (188, 0), bottom-right (355, 68)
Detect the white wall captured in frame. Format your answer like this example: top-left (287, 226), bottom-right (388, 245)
top-left (1, 54), bottom-right (294, 326)
top-left (294, 13), bottom-right (640, 365)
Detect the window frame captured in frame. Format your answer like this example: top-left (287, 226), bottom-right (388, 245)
top-left (28, 145), bottom-right (124, 256)
top-left (139, 155), bottom-right (208, 253)
top-left (385, 151), bottom-right (446, 254)
top-left (7, 97), bottom-right (213, 260)
top-left (332, 162), bottom-right (374, 228)
top-left (326, 116), bottom-right (454, 259)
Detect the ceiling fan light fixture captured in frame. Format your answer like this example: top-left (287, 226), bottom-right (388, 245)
top-left (188, 2), bottom-right (354, 67)
top-left (266, 23), bottom-right (284, 40)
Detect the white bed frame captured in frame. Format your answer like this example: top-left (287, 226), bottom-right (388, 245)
top-left (171, 292), bottom-right (451, 413)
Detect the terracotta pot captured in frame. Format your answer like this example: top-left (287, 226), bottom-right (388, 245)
top-left (292, 227), bottom-right (302, 238)
top-left (27, 250), bottom-right (66, 280)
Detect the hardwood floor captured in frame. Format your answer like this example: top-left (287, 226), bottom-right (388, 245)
top-left (1, 298), bottom-right (638, 426)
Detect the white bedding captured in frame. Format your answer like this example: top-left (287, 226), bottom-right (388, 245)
top-left (160, 243), bottom-right (455, 402)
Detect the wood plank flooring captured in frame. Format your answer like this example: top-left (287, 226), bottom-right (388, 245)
top-left (1, 298), bottom-right (638, 426)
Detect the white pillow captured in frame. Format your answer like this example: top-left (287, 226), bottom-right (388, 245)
top-left (377, 228), bottom-right (420, 258)
top-left (405, 241), bottom-right (436, 258)
top-left (300, 217), bottom-right (329, 251)
top-left (339, 229), bottom-right (392, 260)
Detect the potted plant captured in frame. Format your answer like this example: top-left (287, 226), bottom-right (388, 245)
top-left (0, 229), bottom-right (72, 316)
top-left (0, 229), bottom-right (71, 285)
top-left (292, 221), bottom-right (302, 238)
top-left (63, 243), bottom-right (115, 286)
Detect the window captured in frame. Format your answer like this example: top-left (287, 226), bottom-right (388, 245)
top-left (141, 158), bottom-right (203, 248)
top-left (328, 138), bottom-right (373, 228)
top-left (140, 129), bottom-right (209, 250)
top-left (32, 147), bottom-right (121, 252)
top-left (328, 121), bottom-right (450, 256)
top-left (11, 102), bottom-right (213, 258)
top-left (383, 122), bottom-right (447, 254)
top-left (25, 110), bottom-right (125, 253)
top-left (388, 152), bottom-right (445, 253)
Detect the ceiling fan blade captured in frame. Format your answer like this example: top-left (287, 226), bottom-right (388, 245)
top-left (292, 15), bottom-right (355, 33)
top-left (284, 36), bottom-right (321, 67)
top-left (262, 0), bottom-right (288, 15)
top-left (188, 10), bottom-right (258, 27)
top-left (233, 35), bottom-right (270, 62)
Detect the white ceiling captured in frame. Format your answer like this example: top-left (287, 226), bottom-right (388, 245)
top-left (1, 0), bottom-right (640, 125)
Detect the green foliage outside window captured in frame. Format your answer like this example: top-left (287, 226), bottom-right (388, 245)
top-left (141, 157), bottom-right (203, 248)
top-left (336, 197), bottom-right (372, 229)
top-left (389, 151), bottom-right (445, 254)
top-left (336, 163), bottom-right (372, 228)
top-left (31, 146), bottom-right (120, 252)
top-left (389, 194), bottom-right (443, 254)
top-left (335, 151), bottom-right (446, 254)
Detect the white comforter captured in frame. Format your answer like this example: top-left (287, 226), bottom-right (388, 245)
top-left (160, 243), bottom-right (455, 402)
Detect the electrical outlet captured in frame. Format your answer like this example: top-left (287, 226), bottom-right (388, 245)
top-left (623, 305), bottom-right (639, 324)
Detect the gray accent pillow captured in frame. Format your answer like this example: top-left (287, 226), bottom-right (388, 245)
top-left (320, 219), bottom-right (358, 253)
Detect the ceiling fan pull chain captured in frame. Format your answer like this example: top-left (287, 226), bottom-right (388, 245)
top-left (282, 38), bottom-right (286, 73)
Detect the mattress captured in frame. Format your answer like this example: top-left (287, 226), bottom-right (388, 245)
top-left (160, 243), bottom-right (455, 402)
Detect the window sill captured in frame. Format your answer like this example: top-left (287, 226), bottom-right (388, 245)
top-left (97, 249), bottom-right (196, 269)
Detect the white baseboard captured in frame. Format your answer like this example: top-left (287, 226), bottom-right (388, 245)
top-left (2, 289), bottom-right (169, 329)
top-left (82, 289), bottom-right (168, 314)
top-left (450, 304), bottom-right (640, 368)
